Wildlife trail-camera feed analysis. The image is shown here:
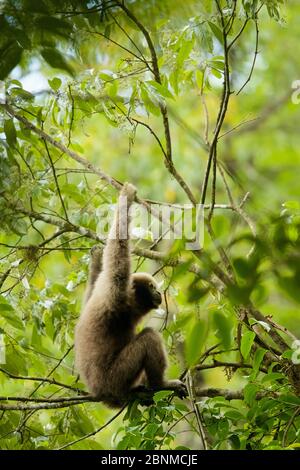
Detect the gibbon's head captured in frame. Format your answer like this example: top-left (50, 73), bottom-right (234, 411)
top-left (131, 272), bottom-right (162, 314)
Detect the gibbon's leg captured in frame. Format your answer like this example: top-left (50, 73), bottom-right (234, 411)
top-left (109, 328), bottom-right (167, 395)
top-left (100, 183), bottom-right (136, 307)
top-left (84, 246), bottom-right (103, 304)
top-left (138, 328), bottom-right (168, 388)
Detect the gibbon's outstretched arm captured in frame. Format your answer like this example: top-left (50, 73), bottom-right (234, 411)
top-left (101, 183), bottom-right (136, 306)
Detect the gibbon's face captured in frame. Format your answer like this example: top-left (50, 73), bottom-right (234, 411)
top-left (131, 273), bottom-right (162, 312)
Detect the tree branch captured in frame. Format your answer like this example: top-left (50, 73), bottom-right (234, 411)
top-left (0, 400), bottom-right (90, 411)
top-left (236, 18), bottom-right (259, 95)
top-left (194, 387), bottom-right (278, 400)
top-left (0, 385), bottom-right (281, 412)
top-left (201, 0), bottom-right (231, 208)
top-left (194, 360), bottom-right (267, 374)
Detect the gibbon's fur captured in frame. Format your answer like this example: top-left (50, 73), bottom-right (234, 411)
top-left (75, 183), bottom-right (185, 407)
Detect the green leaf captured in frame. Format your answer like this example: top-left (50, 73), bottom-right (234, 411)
top-left (251, 348), bottom-right (266, 379)
top-left (226, 283), bottom-right (252, 303)
top-left (4, 119), bottom-right (17, 147)
top-left (277, 394), bottom-right (300, 406)
top-left (10, 87), bottom-right (34, 101)
top-left (187, 286), bottom-right (209, 302)
top-left (244, 383), bottom-right (259, 406)
top-left (283, 200), bottom-right (300, 211)
top-left (99, 72), bottom-right (114, 81)
top-left (140, 83), bottom-right (160, 116)
top-left (35, 16), bottom-right (72, 38)
top-left (48, 77), bottom-right (62, 91)
top-left (0, 296), bottom-right (14, 312)
top-left (185, 319), bottom-right (207, 366)
top-left (86, 440), bottom-right (103, 450)
top-left (146, 80), bottom-right (175, 100)
top-left (262, 372), bottom-right (285, 383)
top-left (241, 329), bottom-right (255, 359)
top-left (210, 59), bottom-right (225, 71)
top-left (207, 21), bottom-right (224, 44)
top-left (211, 68), bottom-right (222, 79)
top-left (153, 390), bottom-right (172, 402)
top-left (287, 443), bottom-right (300, 450)
top-left (218, 418), bottom-right (229, 439)
top-left (233, 257), bottom-right (252, 278)
top-left (0, 300), bottom-right (23, 331)
top-left (229, 434), bottom-right (240, 450)
top-left (23, 0), bottom-right (49, 13)
top-left (125, 400), bottom-right (142, 421)
top-left (41, 48), bottom-right (74, 76)
top-left (282, 349), bottom-right (293, 360)
top-left (213, 311), bottom-right (232, 349)
top-left (0, 303), bottom-right (14, 312)
top-left (8, 218), bottom-right (28, 236)
top-left (176, 36), bottom-right (194, 69)
top-left (5, 349), bottom-right (28, 375)
top-left (224, 410), bottom-right (244, 420)
top-left (0, 41), bottom-right (23, 80)
top-left (195, 69), bottom-right (204, 90)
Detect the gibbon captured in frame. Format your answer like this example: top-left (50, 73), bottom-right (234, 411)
top-left (75, 183), bottom-right (185, 407)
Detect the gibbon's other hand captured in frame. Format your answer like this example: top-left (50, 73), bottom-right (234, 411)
top-left (121, 182), bottom-right (137, 204)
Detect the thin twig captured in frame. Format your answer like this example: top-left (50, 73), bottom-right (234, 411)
top-left (0, 367), bottom-right (82, 394)
top-left (43, 140), bottom-right (69, 221)
top-left (282, 406), bottom-right (300, 448)
top-left (186, 371), bottom-right (208, 450)
top-left (200, 0), bottom-right (231, 207)
top-left (56, 405), bottom-right (127, 450)
top-left (115, 0), bottom-right (197, 206)
top-left (236, 18), bottom-right (259, 95)
top-left (86, 29), bottom-right (149, 68)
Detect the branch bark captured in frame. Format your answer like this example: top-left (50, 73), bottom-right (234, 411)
top-left (0, 386), bottom-right (281, 411)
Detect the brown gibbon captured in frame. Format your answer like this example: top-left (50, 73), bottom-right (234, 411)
top-left (75, 183), bottom-right (185, 407)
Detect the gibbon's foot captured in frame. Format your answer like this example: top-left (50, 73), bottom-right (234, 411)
top-left (165, 379), bottom-right (187, 398)
top-left (121, 182), bottom-right (137, 204)
top-left (139, 397), bottom-right (155, 407)
top-left (130, 385), bottom-right (154, 407)
top-left (131, 384), bottom-right (149, 393)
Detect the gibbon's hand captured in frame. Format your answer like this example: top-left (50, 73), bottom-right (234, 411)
top-left (121, 182), bottom-right (137, 204)
top-left (90, 245), bottom-right (103, 257)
